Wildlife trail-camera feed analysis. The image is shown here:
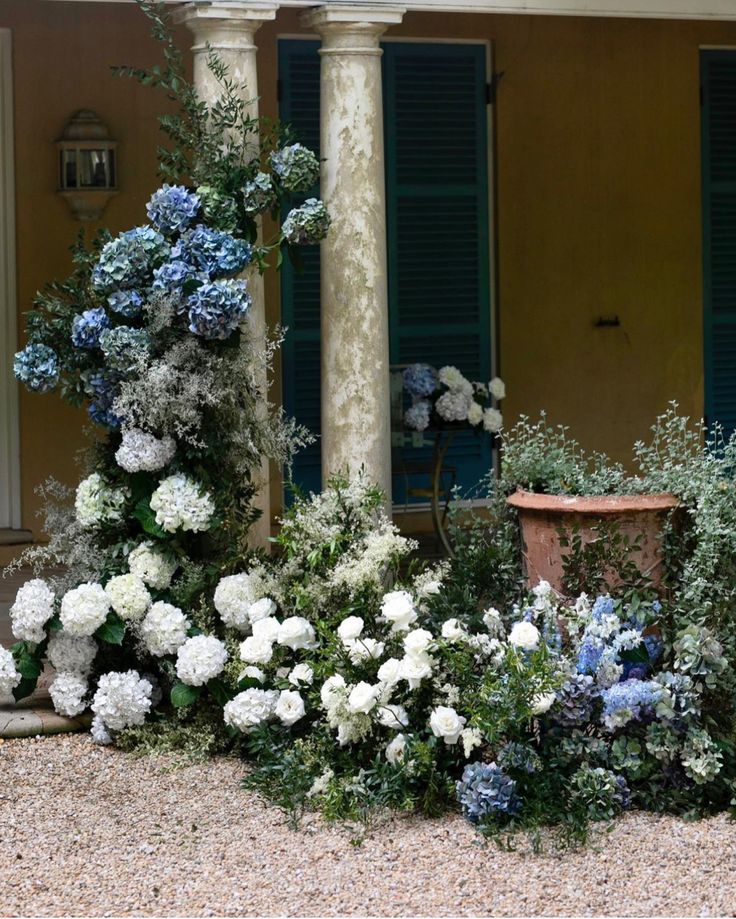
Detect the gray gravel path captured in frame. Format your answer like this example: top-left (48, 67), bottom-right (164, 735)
top-left (1, 735), bottom-right (734, 918)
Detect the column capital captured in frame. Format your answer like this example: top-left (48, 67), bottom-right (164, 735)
top-left (302, 4), bottom-right (405, 48)
top-left (175, 2), bottom-right (278, 47)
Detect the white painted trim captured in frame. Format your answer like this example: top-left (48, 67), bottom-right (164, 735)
top-left (0, 30), bottom-right (20, 530)
top-left (40, 0), bottom-right (736, 21)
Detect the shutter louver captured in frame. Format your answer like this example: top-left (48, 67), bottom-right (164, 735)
top-left (702, 53), bottom-right (736, 441)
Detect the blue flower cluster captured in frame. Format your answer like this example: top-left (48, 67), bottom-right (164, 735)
top-left (152, 259), bottom-right (199, 296)
top-left (404, 400), bottom-right (431, 432)
top-left (13, 343), bottom-right (60, 393)
top-left (187, 279), bottom-right (251, 340)
top-left (92, 225), bottom-right (170, 293)
top-left (243, 172), bottom-right (276, 215)
top-left (270, 143), bottom-right (320, 194)
top-left (282, 199), bottom-right (331, 245)
top-left (82, 369), bottom-right (122, 429)
top-left (173, 225), bottom-right (252, 279)
top-left (456, 762), bottom-right (521, 823)
top-left (71, 308), bottom-right (111, 349)
top-left (146, 184), bottom-right (201, 236)
top-left (403, 363), bottom-right (438, 398)
top-left (601, 678), bottom-right (662, 730)
top-left (107, 289), bottom-right (144, 318)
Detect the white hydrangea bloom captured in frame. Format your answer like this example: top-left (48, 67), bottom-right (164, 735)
top-left (275, 689), bottom-right (305, 726)
top-left (429, 705), bottom-right (466, 744)
top-left (436, 390), bottom-right (471, 422)
top-left (128, 542), bottom-right (178, 590)
top-left (149, 473), bottom-right (214, 533)
top-left (483, 407), bottom-right (503, 433)
top-left (91, 670), bottom-right (152, 732)
top-left (376, 703), bottom-right (409, 730)
top-left (90, 714), bottom-right (112, 745)
top-left (380, 590), bottom-right (417, 632)
top-left (239, 633), bottom-right (274, 665)
top-left (75, 473), bottom-right (129, 528)
top-left (139, 601), bottom-right (190, 657)
top-left (175, 635), bottom-right (227, 686)
top-left (288, 663), bottom-right (314, 687)
top-left (49, 671), bottom-right (88, 717)
top-left (214, 572), bottom-right (257, 631)
top-left (438, 365), bottom-right (473, 395)
top-left (467, 402), bottom-right (484, 426)
top-left (104, 574), bottom-right (151, 622)
top-left (47, 632), bottom-right (96, 676)
top-left (224, 688), bottom-right (279, 733)
top-left (385, 733), bottom-right (408, 764)
top-left (115, 427), bottom-right (176, 473)
top-left (60, 583), bottom-right (111, 637)
top-left (509, 620), bottom-right (541, 651)
top-left (277, 616), bottom-right (316, 651)
top-left (0, 647), bottom-right (21, 696)
top-left (347, 681), bottom-right (379, 715)
top-left (10, 578), bottom-right (55, 643)
top-left (489, 376), bottom-right (506, 400)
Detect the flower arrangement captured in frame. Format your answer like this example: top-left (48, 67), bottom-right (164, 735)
top-left (401, 363), bottom-right (505, 434)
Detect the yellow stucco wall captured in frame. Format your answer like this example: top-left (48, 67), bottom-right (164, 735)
top-left (5, 2), bottom-right (736, 539)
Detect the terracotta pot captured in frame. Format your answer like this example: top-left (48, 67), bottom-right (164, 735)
top-left (506, 490), bottom-right (679, 593)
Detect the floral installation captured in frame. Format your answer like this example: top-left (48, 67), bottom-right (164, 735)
top-left (401, 363), bottom-right (505, 435)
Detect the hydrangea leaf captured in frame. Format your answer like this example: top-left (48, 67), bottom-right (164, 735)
top-left (171, 681), bottom-right (202, 708)
top-left (133, 496), bottom-right (168, 538)
top-left (95, 610), bottom-right (126, 646)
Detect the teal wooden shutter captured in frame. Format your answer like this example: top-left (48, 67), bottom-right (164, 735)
top-left (279, 40), bottom-right (493, 499)
top-left (278, 40), bottom-right (322, 495)
top-left (383, 43), bottom-right (492, 502)
top-left (702, 51), bottom-right (736, 439)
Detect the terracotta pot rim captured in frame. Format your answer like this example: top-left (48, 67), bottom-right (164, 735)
top-left (506, 489), bottom-right (679, 515)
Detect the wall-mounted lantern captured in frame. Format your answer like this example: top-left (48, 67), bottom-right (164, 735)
top-left (57, 110), bottom-right (118, 221)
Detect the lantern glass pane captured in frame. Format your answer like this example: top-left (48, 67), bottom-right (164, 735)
top-left (79, 149), bottom-right (110, 188)
top-left (61, 149), bottom-right (77, 189)
top-left (108, 150), bottom-right (116, 188)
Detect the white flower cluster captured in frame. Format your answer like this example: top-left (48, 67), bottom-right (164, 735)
top-left (433, 366), bottom-right (504, 432)
top-left (224, 688), bottom-right (278, 732)
top-left (75, 473), bottom-right (129, 528)
top-left (60, 583), bottom-right (111, 637)
top-left (149, 473), bottom-right (215, 533)
top-left (91, 670), bottom-right (153, 732)
top-left (105, 574), bottom-right (151, 622)
top-left (115, 427), bottom-right (176, 473)
top-left (128, 542), bottom-right (178, 590)
top-left (10, 578), bottom-right (55, 643)
top-left (175, 635), bottom-right (228, 686)
top-left (49, 672), bottom-right (88, 717)
top-left (140, 602), bottom-right (190, 657)
top-left (380, 590), bottom-right (418, 632)
top-left (214, 572), bottom-right (274, 632)
top-left (239, 615), bottom-right (316, 666)
top-left (47, 632), bottom-right (97, 675)
top-left (0, 646), bottom-right (21, 696)
top-left (329, 525), bottom-right (416, 596)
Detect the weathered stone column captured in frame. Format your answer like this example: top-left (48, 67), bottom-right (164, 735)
top-left (176, 1), bottom-right (277, 546)
top-left (302, 4), bottom-right (404, 503)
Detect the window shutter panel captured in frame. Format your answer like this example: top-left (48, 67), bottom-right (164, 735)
top-left (278, 40), bottom-right (322, 495)
top-left (702, 52), bottom-right (736, 440)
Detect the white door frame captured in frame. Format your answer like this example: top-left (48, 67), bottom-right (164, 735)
top-left (0, 29), bottom-right (21, 530)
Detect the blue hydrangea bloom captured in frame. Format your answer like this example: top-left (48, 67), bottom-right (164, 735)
top-left (456, 762), bottom-right (521, 823)
top-left (187, 279), bottom-right (251, 340)
top-left (99, 326), bottom-right (152, 374)
top-left (270, 143), bottom-right (320, 193)
top-left (146, 184), bottom-right (201, 235)
top-left (403, 363), bottom-right (438, 398)
top-left (173, 225), bottom-right (252, 279)
top-left (601, 678), bottom-right (662, 730)
top-left (82, 369), bottom-right (122, 429)
top-left (591, 596), bottom-right (616, 620)
top-left (404, 400), bottom-right (431, 432)
top-left (577, 636), bottom-right (605, 675)
top-left (644, 633), bottom-right (664, 663)
top-left (152, 259), bottom-right (199, 294)
top-left (71, 308), bottom-right (110, 349)
top-left (92, 225), bottom-right (170, 293)
top-left (13, 343), bottom-right (60, 393)
top-left (107, 289), bottom-right (143, 318)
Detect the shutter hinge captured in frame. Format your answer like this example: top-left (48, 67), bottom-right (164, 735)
top-left (486, 71), bottom-right (505, 105)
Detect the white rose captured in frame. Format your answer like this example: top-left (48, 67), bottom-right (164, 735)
top-left (347, 681), bottom-right (379, 715)
top-left (509, 620), bottom-right (541, 651)
top-left (252, 616), bottom-right (281, 642)
top-left (385, 733), bottom-right (408, 764)
top-left (347, 637), bottom-right (385, 664)
top-left (337, 616), bottom-right (364, 643)
top-left (277, 616), bottom-right (316, 651)
top-left (275, 690), bottom-right (306, 726)
top-left (248, 597), bottom-right (277, 624)
top-left (467, 402), bottom-right (483, 426)
top-left (399, 653), bottom-right (434, 690)
top-left (489, 377), bottom-right (506, 400)
top-left (441, 618), bottom-right (466, 642)
top-left (288, 663), bottom-right (314, 687)
top-left (239, 634), bottom-right (274, 665)
top-left (320, 674), bottom-right (347, 710)
top-left (380, 590), bottom-right (417, 632)
top-left (429, 705), bottom-right (466, 745)
top-left (377, 657), bottom-right (402, 685)
top-left (239, 666), bottom-right (265, 683)
top-left (403, 628), bottom-right (434, 657)
top-left (531, 692), bottom-right (556, 715)
top-left (376, 703), bottom-right (409, 730)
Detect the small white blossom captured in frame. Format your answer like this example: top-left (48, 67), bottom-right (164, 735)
top-left (10, 579), bottom-right (55, 643)
top-left (429, 705), bottom-right (466, 745)
top-left (0, 647), bottom-right (21, 696)
top-left (105, 574), bottom-right (151, 623)
top-left (60, 583), bottom-right (111, 637)
top-left (307, 768), bottom-right (334, 798)
top-left (288, 663), bottom-right (314, 687)
top-left (385, 733), bottom-right (408, 764)
top-left (347, 681), bottom-right (379, 714)
top-left (128, 542), bottom-right (178, 590)
top-left (337, 616), bottom-right (364, 643)
top-left (91, 670), bottom-right (152, 732)
top-left (49, 671), bottom-right (88, 717)
top-left (482, 607), bottom-right (505, 638)
top-left (47, 632), bottom-right (97, 676)
top-left (277, 616), bottom-right (316, 651)
top-left (224, 688), bottom-right (279, 733)
top-left (461, 726), bottom-right (483, 758)
top-left (380, 590), bottom-right (417, 632)
top-left (275, 689), bottom-right (306, 726)
top-left (467, 402), bottom-right (483, 426)
top-left (140, 601), bottom-right (190, 657)
top-left (239, 666), bottom-right (265, 683)
top-left (75, 473), bottom-right (129, 528)
top-left (150, 473), bottom-right (214, 533)
top-left (175, 635), bottom-right (228, 686)
top-left (90, 714), bottom-right (112, 745)
top-left (509, 620), bottom-right (540, 651)
top-left (115, 427), bottom-right (176, 473)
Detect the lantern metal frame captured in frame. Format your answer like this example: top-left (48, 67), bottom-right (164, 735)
top-left (56, 110), bottom-right (118, 222)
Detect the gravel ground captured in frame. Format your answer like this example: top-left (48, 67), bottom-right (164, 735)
top-left (1, 735), bottom-right (735, 918)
